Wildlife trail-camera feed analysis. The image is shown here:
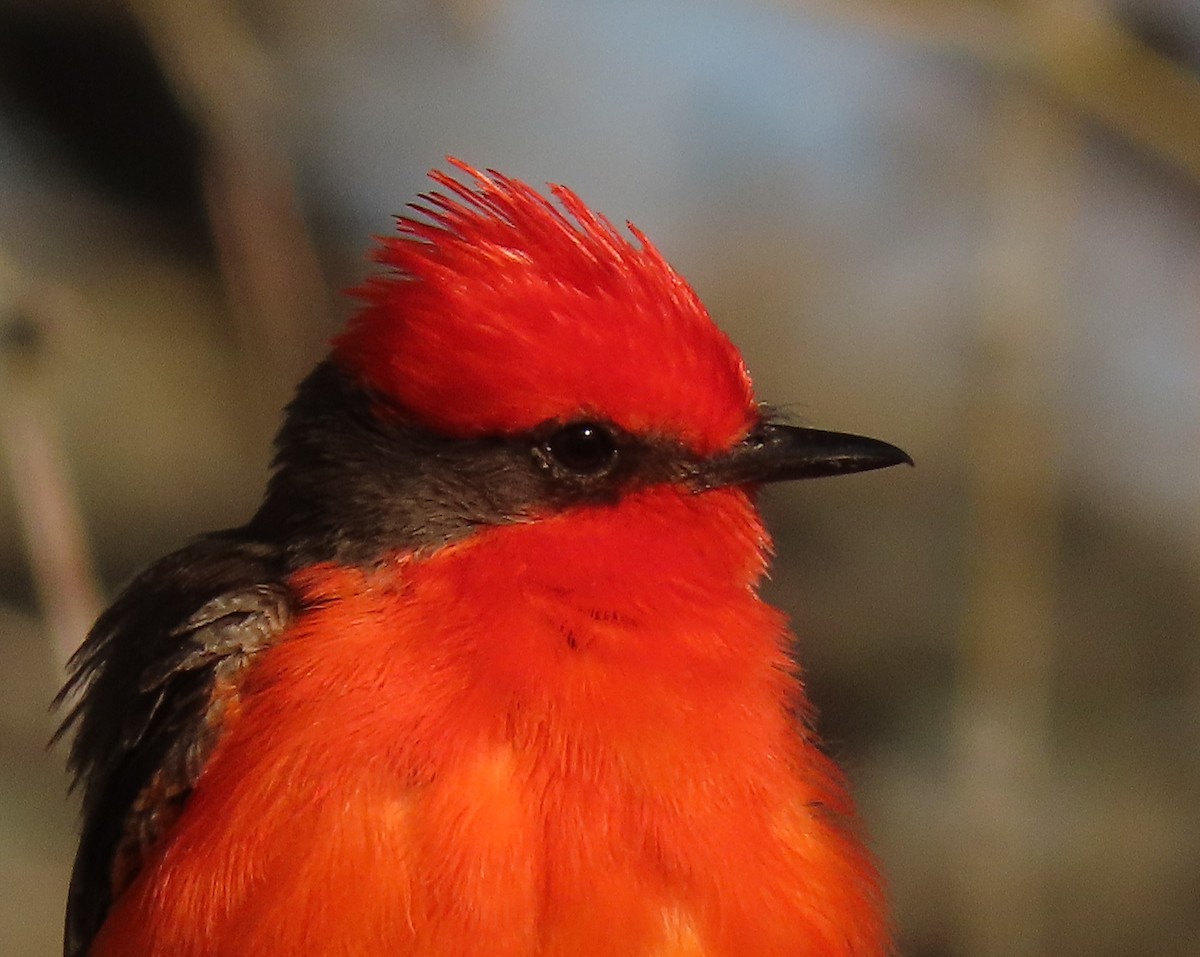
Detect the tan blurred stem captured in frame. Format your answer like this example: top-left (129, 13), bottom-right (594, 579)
top-left (0, 259), bottom-right (103, 672)
top-left (787, 0), bottom-right (1200, 186)
top-left (1190, 243), bottom-right (1200, 748)
top-left (952, 79), bottom-right (1078, 957)
top-left (124, 0), bottom-right (330, 391)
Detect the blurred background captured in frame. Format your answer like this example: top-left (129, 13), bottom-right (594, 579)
top-left (1, 0), bottom-right (1197, 954)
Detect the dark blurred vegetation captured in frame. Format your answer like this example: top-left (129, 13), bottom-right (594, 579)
top-left (1, 1), bottom-right (1197, 956)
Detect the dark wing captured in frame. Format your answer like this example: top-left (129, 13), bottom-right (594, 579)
top-left (55, 535), bottom-right (294, 957)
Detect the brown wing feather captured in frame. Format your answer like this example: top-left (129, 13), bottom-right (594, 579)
top-left (55, 536), bottom-right (293, 957)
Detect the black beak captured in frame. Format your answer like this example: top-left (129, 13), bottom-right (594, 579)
top-left (693, 423), bottom-right (912, 490)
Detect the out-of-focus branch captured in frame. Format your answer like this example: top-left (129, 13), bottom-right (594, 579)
top-left (124, 0), bottom-right (331, 391)
top-left (0, 252), bottom-right (103, 671)
top-left (953, 68), bottom-right (1078, 957)
top-left (788, 0), bottom-right (1200, 185)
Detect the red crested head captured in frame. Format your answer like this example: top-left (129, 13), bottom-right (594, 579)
top-left (333, 160), bottom-right (756, 455)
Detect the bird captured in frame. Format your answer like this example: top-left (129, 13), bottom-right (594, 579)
top-left (57, 160), bottom-right (909, 957)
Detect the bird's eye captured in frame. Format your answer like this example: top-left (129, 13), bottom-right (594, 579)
top-left (540, 422), bottom-right (618, 476)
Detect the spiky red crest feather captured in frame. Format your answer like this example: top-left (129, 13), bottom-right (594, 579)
top-left (334, 160), bottom-right (756, 455)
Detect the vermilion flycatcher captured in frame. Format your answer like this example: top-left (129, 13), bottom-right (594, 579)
top-left (59, 161), bottom-right (909, 957)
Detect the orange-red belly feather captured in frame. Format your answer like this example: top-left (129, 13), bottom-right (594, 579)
top-left (89, 487), bottom-right (885, 957)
